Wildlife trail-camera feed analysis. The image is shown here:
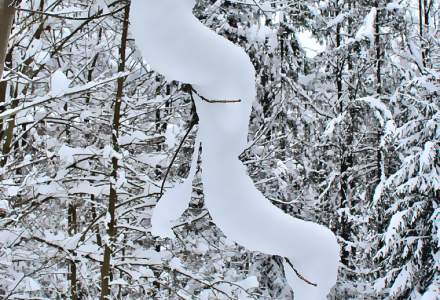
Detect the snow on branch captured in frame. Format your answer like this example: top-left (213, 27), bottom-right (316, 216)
top-left (0, 71), bottom-right (131, 121)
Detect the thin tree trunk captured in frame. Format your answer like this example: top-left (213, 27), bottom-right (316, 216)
top-left (0, 0), bottom-right (15, 147)
top-left (336, 4), bottom-right (345, 216)
top-left (68, 204), bottom-right (78, 300)
top-left (91, 196), bottom-right (102, 247)
top-left (375, 2), bottom-right (382, 96)
top-left (372, 0), bottom-right (387, 234)
top-left (335, 0), bottom-right (352, 268)
top-left (0, 48), bottom-right (11, 142)
top-left (423, 0), bottom-right (430, 67)
top-left (375, 0), bottom-right (384, 181)
top-left (1, 83), bottom-right (17, 166)
top-left (100, 2), bottom-right (130, 299)
top-left (1, 0), bottom-right (47, 167)
top-left (336, 12), bottom-right (343, 106)
top-left (374, 0), bottom-right (385, 181)
top-left (419, 0), bottom-right (426, 68)
top-left (0, 0), bottom-right (14, 80)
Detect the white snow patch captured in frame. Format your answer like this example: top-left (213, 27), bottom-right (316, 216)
top-left (236, 276), bottom-right (259, 289)
top-left (36, 181), bottom-right (65, 196)
top-left (327, 13), bottom-right (347, 28)
top-left (420, 291), bottom-right (439, 300)
top-left (110, 279), bottom-right (128, 285)
top-left (23, 277), bottom-right (41, 292)
top-left (323, 112), bottom-right (347, 138)
top-left (58, 145), bottom-right (94, 165)
top-left (355, 8), bottom-right (377, 46)
top-left (69, 181), bottom-right (104, 196)
top-left (419, 141), bottom-right (435, 172)
top-left (50, 69), bottom-right (71, 96)
top-left (137, 152), bottom-right (168, 168)
top-left (164, 124), bottom-right (180, 149)
top-left (386, 2), bottom-right (402, 10)
top-left (118, 130), bottom-right (150, 145)
top-left (0, 199), bottom-right (9, 211)
top-left (384, 210), bottom-right (406, 244)
top-left (24, 39), bottom-right (43, 62)
top-left (296, 30), bottom-right (326, 58)
top-left (151, 132), bottom-right (200, 238)
top-left (373, 181), bottom-right (384, 205)
top-left (360, 96), bottom-right (392, 119)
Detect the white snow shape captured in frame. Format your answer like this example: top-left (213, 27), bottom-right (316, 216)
top-left (355, 8), bottom-right (377, 46)
top-left (130, 1), bottom-right (340, 299)
top-left (50, 69), bottom-right (71, 96)
top-left (151, 132), bottom-right (201, 238)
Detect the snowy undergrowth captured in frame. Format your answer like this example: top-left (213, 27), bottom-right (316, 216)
top-left (130, 0), bottom-right (340, 299)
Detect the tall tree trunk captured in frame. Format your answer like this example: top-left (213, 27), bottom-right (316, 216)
top-left (100, 2), bottom-right (130, 299)
top-left (334, 0), bottom-right (349, 268)
top-left (375, 2), bottom-right (382, 96)
top-left (418, 0), bottom-right (426, 68)
top-left (336, 6), bottom-right (343, 106)
top-left (0, 0), bottom-right (15, 147)
top-left (375, 0), bottom-right (385, 183)
top-left (423, 0), bottom-right (430, 67)
top-left (0, 0), bottom-right (14, 80)
top-left (91, 196), bottom-right (102, 247)
top-left (65, 73), bottom-right (78, 300)
top-left (371, 0), bottom-right (388, 239)
top-left (68, 204), bottom-right (78, 300)
top-left (1, 0), bottom-right (47, 167)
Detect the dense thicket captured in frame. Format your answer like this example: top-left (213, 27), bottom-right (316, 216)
top-left (0, 0), bottom-right (438, 299)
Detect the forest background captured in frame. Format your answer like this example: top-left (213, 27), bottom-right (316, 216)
top-left (0, 0), bottom-right (438, 299)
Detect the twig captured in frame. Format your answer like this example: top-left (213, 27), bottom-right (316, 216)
top-left (159, 120), bottom-right (197, 196)
top-left (172, 211), bottom-right (209, 229)
top-left (16, 6), bottom-right (128, 21)
top-left (164, 266), bottom-right (235, 300)
top-left (251, 0), bottom-right (269, 18)
top-left (190, 86), bottom-right (241, 104)
top-left (0, 71), bottom-right (131, 120)
top-left (285, 258), bottom-right (318, 287)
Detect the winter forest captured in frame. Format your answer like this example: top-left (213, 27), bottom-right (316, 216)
top-left (0, 0), bottom-right (439, 299)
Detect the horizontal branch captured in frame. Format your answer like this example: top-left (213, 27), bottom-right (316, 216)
top-left (0, 71), bottom-right (131, 121)
top-left (16, 5), bottom-right (127, 21)
top-left (190, 86), bottom-right (241, 104)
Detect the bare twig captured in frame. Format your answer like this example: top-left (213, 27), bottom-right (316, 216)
top-left (16, 5), bottom-right (127, 21)
top-left (190, 85), bottom-right (241, 104)
top-left (159, 120), bottom-right (197, 196)
top-left (285, 258), bottom-right (318, 287)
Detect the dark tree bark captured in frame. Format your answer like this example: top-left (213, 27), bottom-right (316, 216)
top-left (100, 2), bottom-right (130, 299)
top-left (0, 0), bottom-right (14, 80)
top-left (334, 0), bottom-right (351, 267)
top-left (375, 0), bottom-right (384, 182)
top-left (0, 1), bottom-right (15, 147)
top-left (422, 0), bottom-right (430, 67)
top-left (68, 204), bottom-right (78, 300)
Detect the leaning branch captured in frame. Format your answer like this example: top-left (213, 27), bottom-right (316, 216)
top-left (159, 119), bottom-right (197, 195)
top-left (285, 258), bottom-right (318, 287)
